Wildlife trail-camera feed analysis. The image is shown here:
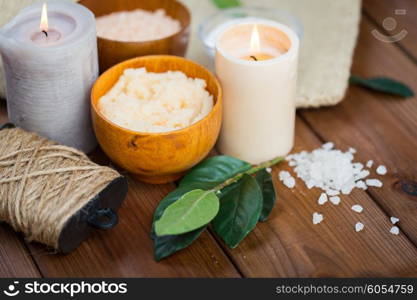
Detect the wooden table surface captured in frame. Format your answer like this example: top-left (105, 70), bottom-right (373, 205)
top-left (1, 0), bottom-right (417, 278)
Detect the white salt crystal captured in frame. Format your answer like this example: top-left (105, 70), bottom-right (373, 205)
top-left (329, 196), bottom-right (341, 205)
top-left (279, 171), bottom-right (291, 181)
top-left (266, 167), bottom-right (272, 173)
top-left (96, 9), bottom-right (181, 42)
top-left (286, 144), bottom-right (385, 197)
top-left (348, 147), bottom-right (357, 154)
top-left (306, 179), bottom-right (316, 189)
top-left (355, 170), bottom-right (370, 180)
top-left (326, 189), bottom-right (340, 196)
top-left (366, 179), bottom-right (383, 188)
top-left (318, 193), bottom-right (328, 205)
top-left (355, 222), bottom-right (364, 232)
top-left (355, 180), bottom-right (367, 190)
top-left (351, 204), bottom-right (363, 213)
top-left (352, 162), bottom-right (363, 170)
top-left (313, 212), bottom-right (324, 224)
top-left (390, 217), bottom-right (400, 224)
top-left (283, 177), bottom-right (296, 189)
top-left (366, 160), bottom-right (374, 168)
top-left (352, 163), bottom-right (363, 175)
top-left (390, 226), bottom-right (400, 235)
top-left (341, 181), bottom-right (355, 195)
top-left (322, 142), bottom-right (334, 150)
top-left (376, 165), bottom-right (387, 175)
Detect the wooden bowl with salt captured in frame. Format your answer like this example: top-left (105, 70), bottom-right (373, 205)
top-left (79, 0), bottom-right (191, 72)
top-left (91, 55), bottom-right (222, 184)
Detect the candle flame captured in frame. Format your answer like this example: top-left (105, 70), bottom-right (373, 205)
top-left (250, 24), bottom-right (261, 53)
top-left (40, 3), bottom-right (48, 32)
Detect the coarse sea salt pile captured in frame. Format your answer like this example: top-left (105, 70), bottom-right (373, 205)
top-left (279, 142), bottom-right (398, 235)
top-left (285, 142), bottom-right (383, 196)
top-left (96, 9), bottom-right (181, 42)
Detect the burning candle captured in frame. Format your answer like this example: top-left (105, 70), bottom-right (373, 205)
top-left (0, 2), bottom-right (98, 152)
top-left (215, 20), bottom-right (299, 164)
top-left (31, 3), bottom-right (62, 44)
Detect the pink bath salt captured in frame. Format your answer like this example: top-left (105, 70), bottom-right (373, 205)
top-left (96, 9), bottom-right (181, 42)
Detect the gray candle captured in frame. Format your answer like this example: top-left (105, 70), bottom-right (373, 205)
top-left (0, 2), bottom-right (98, 153)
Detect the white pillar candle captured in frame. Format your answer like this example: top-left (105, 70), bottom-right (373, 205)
top-left (0, 2), bottom-right (98, 153)
top-left (215, 20), bottom-right (299, 164)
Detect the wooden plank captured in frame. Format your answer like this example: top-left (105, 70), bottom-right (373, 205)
top-left (1, 6), bottom-right (416, 278)
top-left (363, 0), bottom-right (417, 58)
top-left (214, 118), bottom-right (417, 277)
top-left (300, 18), bottom-right (417, 249)
top-left (0, 102), bottom-right (41, 278)
top-left (0, 101), bottom-right (7, 124)
top-left (0, 226), bottom-right (41, 277)
top-left (27, 178), bottom-right (241, 277)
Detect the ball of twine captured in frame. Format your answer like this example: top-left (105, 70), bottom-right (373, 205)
top-left (0, 127), bottom-right (121, 249)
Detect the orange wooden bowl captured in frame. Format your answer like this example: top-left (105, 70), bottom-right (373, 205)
top-left (91, 55), bottom-right (222, 184)
top-left (79, 0), bottom-right (191, 72)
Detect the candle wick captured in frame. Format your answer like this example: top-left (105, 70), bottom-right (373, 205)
top-left (250, 55), bottom-right (258, 61)
top-left (42, 30), bottom-right (48, 37)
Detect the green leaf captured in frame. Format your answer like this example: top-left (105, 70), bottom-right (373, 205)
top-left (213, 174), bottom-right (263, 248)
top-left (256, 169), bottom-right (276, 222)
top-left (154, 227), bottom-right (206, 261)
top-left (151, 155), bottom-right (250, 260)
top-left (152, 186), bottom-right (206, 261)
top-left (151, 155), bottom-right (282, 260)
top-left (151, 186), bottom-right (193, 239)
top-left (155, 189), bottom-right (219, 236)
top-left (179, 155), bottom-right (251, 190)
top-left (152, 187), bottom-right (194, 227)
top-left (350, 75), bottom-right (414, 98)
top-left (211, 0), bottom-right (242, 9)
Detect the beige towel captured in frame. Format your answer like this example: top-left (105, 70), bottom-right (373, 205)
top-left (0, 0), bottom-right (361, 108)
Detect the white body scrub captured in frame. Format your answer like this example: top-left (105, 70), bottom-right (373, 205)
top-left (98, 68), bottom-right (213, 133)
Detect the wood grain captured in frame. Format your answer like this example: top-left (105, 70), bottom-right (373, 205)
top-left (363, 0), bottom-right (417, 58)
top-left (79, 0), bottom-right (191, 72)
top-left (0, 226), bottom-right (40, 277)
top-left (91, 56), bottom-right (222, 184)
top-left (0, 101), bottom-right (7, 124)
top-left (213, 118), bottom-right (417, 277)
top-left (300, 18), bottom-right (417, 249)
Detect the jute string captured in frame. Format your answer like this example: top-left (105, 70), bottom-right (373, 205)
top-left (0, 128), bottom-right (120, 249)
